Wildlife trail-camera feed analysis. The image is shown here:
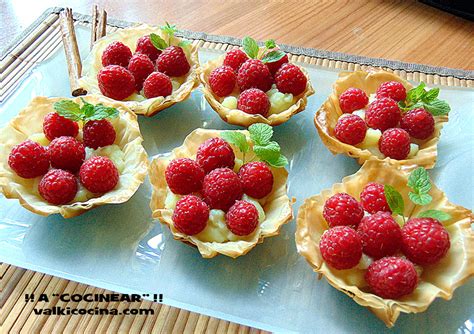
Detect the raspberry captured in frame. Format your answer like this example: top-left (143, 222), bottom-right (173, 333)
top-left (101, 41), bottom-right (132, 67)
top-left (237, 88), bottom-right (270, 116)
top-left (165, 158), bottom-right (205, 195)
top-left (319, 226), bottom-right (362, 270)
top-left (365, 257), bottom-right (418, 299)
top-left (143, 72), bottom-right (172, 99)
top-left (334, 114), bottom-right (367, 145)
top-left (8, 140), bottom-right (50, 178)
top-left (97, 65), bottom-right (135, 101)
top-left (225, 200), bottom-right (259, 236)
top-left (360, 182), bottom-right (391, 214)
top-left (49, 136), bottom-right (85, 173)
top-left (83, 119), bottom-right (116, 149)
top-left (156, 46), bottom-right (190, 77)
top-left (365, 97), bottom-right (401, 131)
top-left (223, 49), bottom-right (248, 71)
top-left (135, 35), bottom-right (161, 61)
top-left (238, 161), bottom-right (273, 199)
top-left (266, 53), bottom-right (289, 76)
top-left (202, 168), bottom-right (243, 211)
top-left (237, 59), bottom-right (273, 92)
top-left (127, 53), bottom-right (155, 91)
top-left (79, 156), bottom-right (119, 193)
top-left (357, 212), bottom-right (402, 259)
top-left (323, 193), bottom-right (364, 228)
top-left (400, 108), bottom-right (435, 140)
top-left (172, 195), bottom-right (209, 235)
top-left (38, 169), bottom-right (78, 205)
top-left (379, 128), bottom-right (410, 160)
top-left (401, 218), bottom-right (450, 265)
top-left (338, 88), bottom-right (368, 113)
top-left (274, 63), bottom-right (307, 96)
top-left (43, 112), bottom-right (79, 141)
top-left (196, 137), bottom-right (235, 173)
top-left (376, 81), bottom-right (407, 102)
top-left (209, 66), bottom-right (236, 97)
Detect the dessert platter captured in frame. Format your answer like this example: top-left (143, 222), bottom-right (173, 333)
top-left (0, 8), bottom-right (473, 333)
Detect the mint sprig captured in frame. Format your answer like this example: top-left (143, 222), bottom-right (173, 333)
top-left (242, 36), bottom-right (259, 59)
top-left (150, 22), bottom-right (184, 51)
top-left (384, 185), bottom-right (405, 217)
top-left (241, 36), bottom-right (286, 64)
top-left (407, 167), bottom-right (432, 205)
top-left (150, 33), bottom-right (168, 51)
top-left (53, 98), bottom-right (118, 123)
top-left (398, 82), bottom-right (450, 116)
top-left (418, 210), bottom-right (451, 221)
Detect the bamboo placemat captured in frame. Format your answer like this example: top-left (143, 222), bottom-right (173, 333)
top-left (0, 7), bottom-right (473, 334)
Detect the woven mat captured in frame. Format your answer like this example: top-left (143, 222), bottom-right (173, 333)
top-left (0, 7), bottom-right (473, 334)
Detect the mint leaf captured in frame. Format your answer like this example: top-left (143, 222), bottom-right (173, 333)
top-left (384, 185), bottom-right (405, 216)
top-left (424, 99), bottom-right (450, 116)
top-left (422, 88), bottom-right (439, 102)
top-left (88, 104), bottom-right (119, 121)
top-left (418, 210), bottom-right (451, 221)
top-left (161, 22), bottom-right (177, 37)
top-left (53, 100), bottom-right (82, 121)
top-left (249, 123), bottom-right (273, 146)
top-left (242, 36), bottom-right (259, 59)
top-left (265, 39), bottom-right (276, 49)
top-left (408, 167), bottom-right (431, 195)
top-left (254, 141), bottom-right (280, 162)
top-left (261, 50), bottom-right (286, 64)
top-left (266, 154), bottom-right (288, 168)
top-left (54, 99), bottom-right (119, 123)
top-left (178, 40), bottom-right (191, 48)
top-left (408, 192), bottom-right (432, 206)
top-left (406, 82), bottom-right (426, 104)
top-left (221, 131), bottom-right (249, 153)
top-left (150, 33), bottom-right (168, 50)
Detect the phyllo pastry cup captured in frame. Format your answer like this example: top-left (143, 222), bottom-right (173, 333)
top-left (149, 128), bottom-right (293, 258)
top-left (0, 96), bottom-right (148, 218)
top-left (295, 159), bottom-right (473, 327)
top-left (200, 50), bottom-right (314, 127)
top-left (80, 24), bottom-right (200, 117)
top-left (314, 70), bottom-right (449, 170)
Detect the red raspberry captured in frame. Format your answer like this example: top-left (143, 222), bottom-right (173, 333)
top-left (274, 63), bottom-right (307, 96)
top-left (202, 168), bottom-right (243, 211)
top-left (135, 35), bottom-right (161, 61)
top-left (338, 88), bottom-right (368, 113)
top-left (237, 88), bottom-right (270, 116)
top-left (79, 156), bottom-right (119, 193)
top-left (49, 136), bottom-right (85, 173)
top-left (323, 193), bottom-right (364, 228)
top-left (101, 41), bottom-right (132, 67)
top-left (97, 65), bottom-right (135, 101)
top-left (128, 53), bottom-right (155, 91)
top-left (223, 49), bottom-right (248, 71)
top-left (376, 81), bottom-right (407, 102)
top-left (401, 218), bottom-right (450, 265)
top-left (334, 114), bottom-right (367, 145)
top-left (38, 169), bottom-right (78, 205)
top-left (8, 140), bottom-right (50, 178)
top-left (165, 158), bottom-right (205, 195)
top-left (143, 72), bottom-right (172, 99)
top-left (366, 257), bottom-right (418, 299)
top-left (238, 161), bottom-right (273, 199)
top-left (43, 112), bottom-right (79, 141)
top-left (156, 46), bottom-right (190, 77)
top-left (365, 97), bottom-right (401, 131)
top-left (196, 137), bottom-right (235, 173)
top-left (266, 53), bottom-right (289, 76)
top-left (225, 200), bottom-right (259, 236)
top-left (172, 195), bottom-right (209, 235)
top-left (360, 182), bottom-right (391, 214)
top-left (379, 128), bottom-right (410, 160)
top-left (400, 108), bottom-right (435, 140)
top-left (83, 119), bottom-right (116, 149)
top-left (319, 226), bottom-right (362, 270)
top-left (357, 212), bottom-right (402, 259)
top-left (237, 59), bottom-right (273, 92)
top-left (209, 66), bottom-right (236, 97)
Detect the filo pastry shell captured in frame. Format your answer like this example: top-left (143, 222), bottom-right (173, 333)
top-left (200, 49), bottom-right (314, 127)
top-left (314, 70), bottom-right (448, 170)
top-left (0, 96), bottom-right (149, 218)
top-left (295, 159), bottom-right (473, 327)
top-left (149, 128), bottom-right (293, 258)
top-left (80, 24), bottom-right (200, 117)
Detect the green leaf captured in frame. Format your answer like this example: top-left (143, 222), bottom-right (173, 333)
top-left (87, 104), bottom-right (119, 121)
top-left (249, 123), bottom-right (273, 146)
top-left (408, 167), bottom-right (431, 195)
top-left (242, 36), bottom-right (259, 59)
top-left (266, 154), bottom-right (288, 168)
top-left (418, 210), bottom-right (451, 221)
top-left (422, 87), bottom-right (439, 102)
top-left (53, 100), bottom-right (83, 121)
top-left (178, 40), bottom-right (191, 48)
top-left (423, 99), bottom-right (450, 116)
top-left (253, 141), bottom-right (280, 162)
top-left (261, 50), bottom-right (286, 64)
top-left (150, 33), bottom-right (168, 50)
top-left (384, 185), bottom-right (405, 216)
top-left (264, 39), bottom-right (276, 49)
top-left (406, 82), bottom-right (426, 104)
top-left (221, 131), bottom-right (249, 153)
top-left (408, 192), bottom-right (432, 206)
top-left (161, 22), bottom-right (177, 37)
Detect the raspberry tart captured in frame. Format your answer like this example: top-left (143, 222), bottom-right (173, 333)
top-left (315, 70), bottom-right (450, 169)
top-left (80, 24), bottom-right (199, 116)
top-left (0, 96), bottom-right (148, 217)
top-left (296, 160), bottom-right (473, 327)
top-left (200, 37), bottom-right (314, 127)
top-left (149, 126), bottom-right (293, 258)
